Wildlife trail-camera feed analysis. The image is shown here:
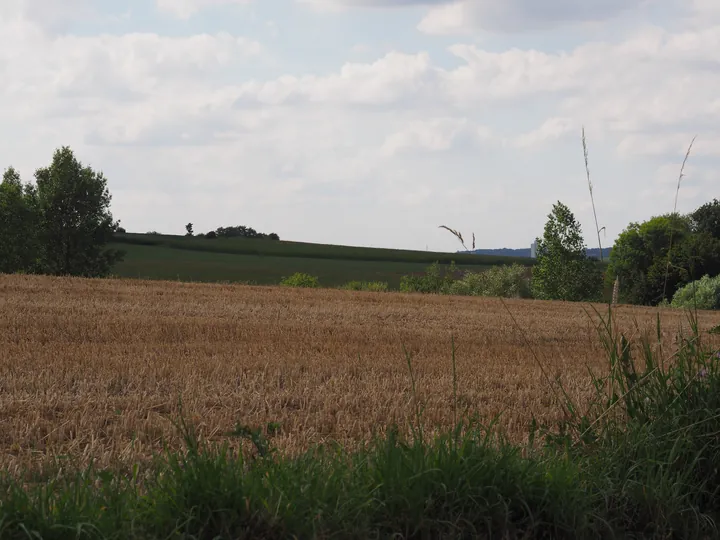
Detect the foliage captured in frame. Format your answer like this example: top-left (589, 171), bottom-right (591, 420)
top-left (279, 272), bottom-right (320, 288)
top-left (33, 147), bottom-right (124, 277)
top-left (399, 261), bottom-right (458, 294)
top-left (185, 223), bottom-right (193, 236)
top-left (204, 230), bottom-right (217, 239)
top-left (607, 212), bottom-right (720, 305)
top-left (690, 198), bottom-right (720, 239)
top-left (531, 201), bottom-right (603, 302)
top-left (0, 167), bottom-right (42, 273)
top-left (213, 225), bottom-right (279, 241)
top-left (342, 280), bottom-right (389, 292)
top-left (671, 274), bottom-right (720, 310)
top-left (448, 263), bottom-right (531, 298)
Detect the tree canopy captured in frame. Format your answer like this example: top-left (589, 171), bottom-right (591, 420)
top-left (531, 201), bottom-right (602, 302)
top-left (1, 147), bottom-right (124, 277)
top-left (607, 211), bottom-right (720, 306)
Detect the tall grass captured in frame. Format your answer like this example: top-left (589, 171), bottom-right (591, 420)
top-left (581, 127), bottom-right (606, 262)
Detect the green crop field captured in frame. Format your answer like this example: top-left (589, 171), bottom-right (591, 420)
top-left (110, 233), bottom-right (535, 288)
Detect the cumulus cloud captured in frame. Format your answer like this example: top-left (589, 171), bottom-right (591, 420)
top-left (233, 52), bottom-right (436, 106)
top-left (2, 0), bottom-right (719, 249)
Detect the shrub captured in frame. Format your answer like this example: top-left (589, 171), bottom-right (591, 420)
top-left (671, 274), bottom-right (720, 310)
top-left (343, 281), bottom-right (389, 292)
top-left (448, 264), bottom-right (531, 299)
top-left (280, 272), bottom-right (320, 288)
top-left (400, 262), bottom-right (457, 294)
top-left (205, 231), bottom-right (217, 239)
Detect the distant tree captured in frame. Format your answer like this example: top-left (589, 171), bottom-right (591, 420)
top-left (205, 230), bottom-right (217, 239)
top-left (0, 167), bottom-right (42, 273)
top-left (268, 232), bottom-right (280, 241)
top-left (185, 222), bottom-right (194, 236)
top-left (214, 225), bottom-right (268, 239)
top-left (690, 199), bottom-right (720, 239)
top-left (34, 147), bottom-right (124, 277)
top-left (531, 201), bottom-right (602, 302)
top-left (116, 226), bottom-right (126, 234)
top-left (605, 213), bottom-right (717, 305)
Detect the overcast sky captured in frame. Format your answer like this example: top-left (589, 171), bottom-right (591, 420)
top-left (1, 0), bottom-right (718, 251)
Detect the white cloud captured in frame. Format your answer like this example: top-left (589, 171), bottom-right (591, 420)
top-left (2, 0), bottom-right (720, 250)
top-left (156, 0), bottom-right (253, 19)
top-left (380, 117), bottom-right (469, 155)
top-left (234, 52), bottom-right (436, 106)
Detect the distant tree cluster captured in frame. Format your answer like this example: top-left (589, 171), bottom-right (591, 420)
top-left (1, 147), bottom-right (123, 277)
top-left (525, 198), bottom-right (720, 306)
top-left (607, 199), bottom-right (720, 305)
top-left (198, 225), bottom-right (280, 241)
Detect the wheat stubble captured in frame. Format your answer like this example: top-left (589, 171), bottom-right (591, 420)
top-left (1, 274), bottom-right (718, 475)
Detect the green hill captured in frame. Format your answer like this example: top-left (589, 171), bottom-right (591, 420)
top-left (109, 233), bottom-right (537, 288)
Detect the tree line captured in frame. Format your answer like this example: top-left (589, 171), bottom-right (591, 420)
top-left (532, 199), bottom-right (720, 306)
top-left (181, 223), bottom-right (280, 241)
top-left (3, 146), bottom-right (718, 309)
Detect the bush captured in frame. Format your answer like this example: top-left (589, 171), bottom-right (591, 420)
top-left (205, 231), bottom-right (217, 239)
top-left (399, 262), bottom-right (457, 294)
top-left (448, 264), bottom-right (531, 299)
top-left (671, 274), bottom-right (720, 310)
top-left (343, 281), bottom-right (389, 292)
top-left (280, 272), bottom-right (320, 288)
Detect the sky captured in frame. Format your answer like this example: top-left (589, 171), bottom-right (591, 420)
top-left (1, 0), bottom-right (718, 252)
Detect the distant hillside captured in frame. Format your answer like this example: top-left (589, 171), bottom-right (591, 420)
top-left (108, 232), bottom-right (540, 289)
top-left (463, 247), bottom-right (612, 259)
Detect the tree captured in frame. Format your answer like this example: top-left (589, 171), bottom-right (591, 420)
top-left (606, 213), bottom-right (720, 305)
top-left (690, 199), bottom-right (720, 239)
top-left (185, 222), bottom-right (194, 236)
top-left (34, 147), bottom-right (123, 277)
top-left (531, 201), bottom-right (602, 302)
top-left (0, 167), bottom-right (42, 273)
top-left (268, 232), bottom-right (280, 241)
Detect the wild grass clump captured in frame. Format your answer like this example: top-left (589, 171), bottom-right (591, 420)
top-left (671, 274), bottom-right (720, 310)
top-left (449, 263), bottom-right (531, 298)
top-left (526, 305), bottom-right (720, 536)
top-left (342, 280), bottom-right (389, 292)
top-left (279, 272), bottom-right (320, 288)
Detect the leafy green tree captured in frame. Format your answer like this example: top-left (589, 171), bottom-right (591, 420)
top-left (690, 199), bottom-right (720, 239)
top-left (185, 222), bottom-right (194, 236)
top-left (531, 201), bottom-right (602, 302)
top-left (606, 213), bottom-right (719, 305)
top-left (0, 167), bottom-right (42, 273)
top-left (34, 147), bottom-right (123, 277)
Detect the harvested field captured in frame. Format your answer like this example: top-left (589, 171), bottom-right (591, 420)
top-left (1, 274), bottom-right (719, 476)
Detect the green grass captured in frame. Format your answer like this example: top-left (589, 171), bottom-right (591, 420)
top-left (2, 307), bottom-right (720, 538)
top-left (109, 242), bottom-right (496, 289)
top-left (114, 232), bottom-right (536, 266)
